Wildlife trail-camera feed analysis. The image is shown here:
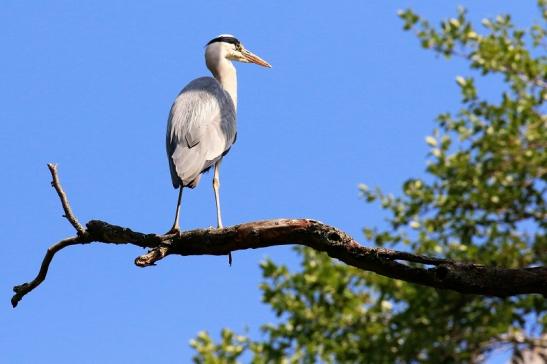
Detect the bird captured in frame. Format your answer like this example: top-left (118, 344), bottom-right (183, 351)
top-left (165, 34), bottom-right (271, 262)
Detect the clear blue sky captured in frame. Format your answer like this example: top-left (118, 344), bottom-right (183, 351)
top-left (1, 1), bottom-right (538, 362)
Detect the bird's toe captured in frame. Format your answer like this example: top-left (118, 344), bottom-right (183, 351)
top-left (165, 227), bottom-right (182, 237)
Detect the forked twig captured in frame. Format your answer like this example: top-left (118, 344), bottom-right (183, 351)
top-left (47, 163), bottom-right (85, 235)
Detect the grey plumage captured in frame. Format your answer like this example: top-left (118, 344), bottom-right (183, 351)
top-left (164, 34), bottom-right (270, 238)
top-left (166, 77), bottom-right (236, 189)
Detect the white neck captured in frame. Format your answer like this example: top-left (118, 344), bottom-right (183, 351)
top-left (205, 45), bottom-right (238, 109)
top-left (211, 60), bottom-right (237, 109)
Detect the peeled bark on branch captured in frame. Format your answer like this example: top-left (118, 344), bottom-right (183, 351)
top-left (11, 165), bottom-right (547, 307)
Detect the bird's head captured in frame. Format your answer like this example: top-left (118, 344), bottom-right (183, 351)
top-left (205, 34), bottom-right (271, 68)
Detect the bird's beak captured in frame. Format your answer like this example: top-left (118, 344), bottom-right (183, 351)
top-left (241, 48), bottom-right (272, 68)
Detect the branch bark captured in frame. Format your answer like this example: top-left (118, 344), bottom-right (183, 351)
top-left (11, 165), bottom-right (547, 307)
top-left (47, 163), bottom-right (85, 236)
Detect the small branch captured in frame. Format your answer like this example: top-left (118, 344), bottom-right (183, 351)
top-left (11, 236), bottom-right (90, 307)
top-left (434, 47), bottom-right (547, 89)
top-left (47, 163), bottom-right (85, 235)
top-left (10, 166), bottom-right (547, 307)
top-left (497, 332), bottom-right (547, 348)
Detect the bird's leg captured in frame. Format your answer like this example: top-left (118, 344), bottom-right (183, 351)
top-left (166, 186), bottom-right (183, 235)
top-left (213, 161), bottom-right (223, 229)
top-left (213, 161), bottom-right (232, 265)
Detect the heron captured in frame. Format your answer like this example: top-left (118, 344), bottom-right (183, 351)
top-left (165, 34), bottom-right (271, 258)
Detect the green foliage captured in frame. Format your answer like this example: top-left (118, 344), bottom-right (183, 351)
top-left (191, 330), bottom-right (246, 364)
top-left (193, 3), bottom-right (546, 363)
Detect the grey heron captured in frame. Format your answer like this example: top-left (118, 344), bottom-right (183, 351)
top-left (165, 34), bottom-right (271, 253)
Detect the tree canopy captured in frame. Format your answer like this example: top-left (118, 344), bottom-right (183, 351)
top-left (191, 2), bottom-right (546, 363)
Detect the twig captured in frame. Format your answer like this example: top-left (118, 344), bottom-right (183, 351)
top-left (47, 163), bottom-right (85, 235)
top-left (11, 236), bottom-right (87, 307)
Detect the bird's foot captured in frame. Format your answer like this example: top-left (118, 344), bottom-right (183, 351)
top-left (165, 226), bottom-right (182, 237)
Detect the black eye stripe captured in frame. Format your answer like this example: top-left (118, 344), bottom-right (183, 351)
top-left (206, 36), bottom-right (241, 46)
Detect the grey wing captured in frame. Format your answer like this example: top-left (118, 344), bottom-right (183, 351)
top-left (166, 77), bottom-right (236, 188)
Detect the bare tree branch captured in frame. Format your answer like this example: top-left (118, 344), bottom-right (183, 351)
top-left (11, 236), bottom-right (87, 307)
top-left (11, 165), bottom-right (547, 307)
top-left (47, 163), bottom-right (85, 235)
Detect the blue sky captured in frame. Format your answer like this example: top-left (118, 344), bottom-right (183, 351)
top-left (1, 1), bottom-right (539, 362)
